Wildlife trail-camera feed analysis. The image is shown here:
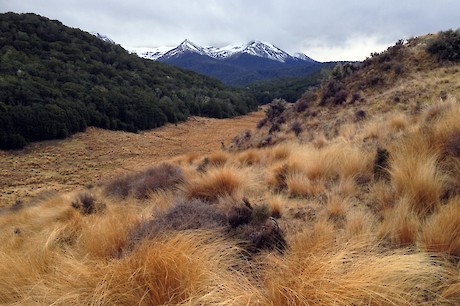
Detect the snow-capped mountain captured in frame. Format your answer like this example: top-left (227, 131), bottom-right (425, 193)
top-left (91, 34), bottom-right (326, 86)
top-left (134, 39), bottom-right (317, 64)
top-left (130, 46), bottom-right (172, 61)
top-left (91, 32), bottom-right (116, 45)
top-left (293, 52), bottom-right (316, 63)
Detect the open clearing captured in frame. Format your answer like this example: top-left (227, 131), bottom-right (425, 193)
top-left (0, 110), bottom-right (264, 207)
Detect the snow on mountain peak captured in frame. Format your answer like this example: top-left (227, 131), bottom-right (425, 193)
top-left (91, 32), bottom-right (116, 45)
top-left (242, 41), bottom-right (291, 62)
top-left (132, 40), bottom-right (316, 63)
top-left (293, 52), bottom-right (316, 63)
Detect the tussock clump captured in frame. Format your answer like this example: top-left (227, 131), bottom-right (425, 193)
top-left (104, 232), bottom-right (260, 305)
top-left (104, 162), bottom-right (183, 199)
top-left (379, 197), bottom-right (421, 247)
top-left (264, 235), bottom-right (449, 305)
top-left (184, 167), bottom-right (244, 202)
top-left (71, 191), bottom-right (105, 215)
top-left (236, 149), bottom-right (262, 166)
top-left (390, 138), bottom-right (444, 216)
top-left (421, 197), bottom-right (460, 258)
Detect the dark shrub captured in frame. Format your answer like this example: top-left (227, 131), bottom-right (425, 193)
top-left (104, 162), bottom-right (184, 199)
top-left (258, 135), bottom-right (273, 148)
top-left (129, 197), bottom-right (287, 254)
top-left (228, 204), bottom-right (253, 228)
top-left (71, 191), bottom-right (105, 215)
top-left (130, 199), bottom-right (227, 244)
top-left (394, 64), bottom-right (404, 75)
top-left (294, 99), bottom-right (309, 113)
top-left (256, 117), bottom-right (268, 129)
top-left (266, 99), bottom-right (286, 122)
top-left (333, 89), bottom-right (348, 105)
top-left (445, 129), bottom-right (460, 157)
top-left (350, 92), bottom-right (362, 104)
top-left (290, 121), bottom-right (303, 136)
top-left (427, 29), bottom-right (460, 61)
top-left (355, 109), bottom-right (366, 121)
top-left (320, 79), bottom-right (345, 105)
top-left (374, 147), bottom-right (390, 180)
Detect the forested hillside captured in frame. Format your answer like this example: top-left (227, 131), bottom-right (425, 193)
top-left (0, 13), bottom-right (257, 149)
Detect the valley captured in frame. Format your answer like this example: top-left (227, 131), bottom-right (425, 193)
top-left (0, 110), bottom-right (264, 208)
top-left (1, 11), bottom-right (460, 305)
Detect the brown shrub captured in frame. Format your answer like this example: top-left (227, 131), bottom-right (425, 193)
top-left (104, 163), bottom-right (184, 199)
top-left (71, 191), bottom-right (105, 215)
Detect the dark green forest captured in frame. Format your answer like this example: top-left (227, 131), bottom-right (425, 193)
top-left (0, 13), bottom-right (258, 149)
top-left (246, 64), bottom-right (336, 104)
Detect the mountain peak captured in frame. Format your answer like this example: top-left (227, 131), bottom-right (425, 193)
top-left (91, 32), bottom-right (116, 45)
top-left (134, 40), bottom-right (317, 64)
top-left (242, 41), bottom-right (290, 62)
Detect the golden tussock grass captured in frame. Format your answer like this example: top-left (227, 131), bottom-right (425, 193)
top-left (265, 193), bottom-right (286, 218)
top-left (263, 232), bottom-right (448, 305)
top-left (99, 231), bottom-right (260, 305)
top-left (421, 197), bottom-right (460, 257)
top-left (390, 137), bottom-right (444, 216)
top-left (74, 206), bottom-right (140, 259)
top-left (388, 113), bottom-right (410, 132)
top-left (332, 176), bottom-right (358, 196)
top-left (0, 230), bottom-right (261, 305)
top-left (325, 194), bottom-right (350, 222)
top-left (184, 166), bottom-right (256, 201)
top-left (236, 148), bottom-right (263, 166)
top-left (345, 209), bottom-right (376, 240)
top-left (286, 173), bottom-right (326, 197)
top-left (205, 150), bottom-right (229, 167)
top-left (371, 181), bottom-right (396, 212)
top-left (312, 133), bottom-right (328, 148)
top-left (378, 197), bottom-right (421, 247)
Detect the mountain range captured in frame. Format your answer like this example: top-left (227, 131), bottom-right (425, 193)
top-left (131, 40), bottom-right (327, 86)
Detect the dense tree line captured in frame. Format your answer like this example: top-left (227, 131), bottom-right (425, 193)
top-left (0, 13), bottom-right (257, 149)
top-left (246, 64), bottom-right (336, 104)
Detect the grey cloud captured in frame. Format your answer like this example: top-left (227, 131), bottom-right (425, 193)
top-left (2, 0), bottom-right (459, 60)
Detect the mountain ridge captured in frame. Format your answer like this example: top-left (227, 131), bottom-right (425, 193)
top-left (133, 39), bottom-right (317, 63)
top-left (130, 39), bottom-right (325, 86)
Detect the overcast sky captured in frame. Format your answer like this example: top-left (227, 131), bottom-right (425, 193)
top-left (2, 0), bottom-right (459, 61)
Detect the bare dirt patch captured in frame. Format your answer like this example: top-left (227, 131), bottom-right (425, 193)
top-left (0, 111), bottom-right (264, 207)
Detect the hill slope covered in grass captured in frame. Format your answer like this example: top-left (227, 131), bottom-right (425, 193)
top-left (0, 12), bottom-right (257, 149)
top-left (1, 30), bottom-right (460, 304)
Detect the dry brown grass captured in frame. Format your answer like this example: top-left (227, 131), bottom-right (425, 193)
top-left (421, 197), bottom-right (460, 257)
top-left (184, 166), bottom-right (253, 202)
top-left (390, 137), bottom-right (444, 216)
top-left (379, 197), bottom-right (421, 247)
top-left (264, 233), bottom-right (448, 305)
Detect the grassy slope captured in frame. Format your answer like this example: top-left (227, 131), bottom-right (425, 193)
top-left (1, 33), bottom-right (460, 305)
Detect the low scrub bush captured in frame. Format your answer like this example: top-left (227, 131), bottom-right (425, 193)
top-left (71, 191), bottom-right (105, 215)
top-left (427, 29), bottom-right (460, 61)
top-left (104, 163), bottom-right (183, 199)
top-left (130, 196), bottom-right (287, 254)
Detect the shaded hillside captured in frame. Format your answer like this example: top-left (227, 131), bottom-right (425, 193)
top-left (246, 63), bottom-right (336, 104)
top-left (0, 13), bottom-right (257, 149)
top-left (161, 52), bottom-right (325, 86)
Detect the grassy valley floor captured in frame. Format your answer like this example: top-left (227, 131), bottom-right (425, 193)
top-left (0, 110), bottom-right (264, 208)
